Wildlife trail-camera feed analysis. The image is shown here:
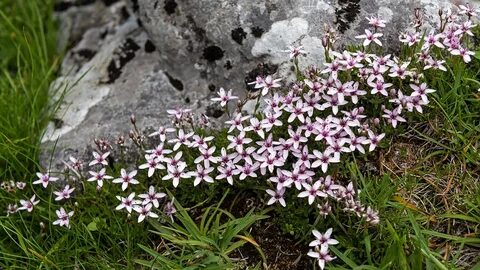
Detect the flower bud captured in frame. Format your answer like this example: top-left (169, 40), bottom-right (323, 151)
top-left (130, 114), bottom-right (136, 125)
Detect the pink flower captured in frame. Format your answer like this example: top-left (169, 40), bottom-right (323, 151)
top-left (133, 203), bottom-right (158, 223)
top-left (88, 151), bottom-right (110, 166)
top-left (53, 207), bottom-right (74, 228)
top-left (285, 100), bottom-right (308, 123)
top-left (309, 228), bottom-right (339, 247)
top-left (148, 126), bottom-right (175, 141)
top-left (225, 113), bottom-right (250, 133)
top-left (139, 155), bottom-right (165, 177)
top-left (312, 150), bottom-right (339, 173)
top-left (138, 186), bottom-right (166, 208)
top-left (285, 45), bottom-right (306, 59)
top-left (18, 195), bottom-right (39, 212)
top-left (355, 29), bottom-right (383, 47)
top-left (53, 185), bottom-right (75, 201)
top-left (189, 164), bottom-right (214, 186)
top-left (450, 47), bottom-right (475, 63)
top-left (145, 143), bottom-right (172, 161)
top-left (259, 75), bottom-right (282, 96)
top-left (227, 131), bottom-right (252, 152)
top-left (113, 169), bottom-right (139, 191)
top-left (266, 188), bottom-right (286, 207)
top-left (459, 4), bottom-right (479, 17)
top-left (410, 83), bottom-right (435, 103)
top-left (116, 192), bottom-right (141, 213)
top-left (169, 129), bottom-right (193, 151)
top-left (298, 180), bottom-right (327, 205)
top-left (216, 162), bottom-right (239, 185)
top-left (33, 173), bottom-right (58, 188)
top-left (236, 163), bottom-right (259, 180)
top-left (269, 169), bottom-right (293, 190)
top-left (163, 163), bottom-right (191, 187)
top-left (366, 16), bottom-right (386, 28)
top-left (307, 245), bottom-right (335, 270)
top-left (194, 146), bottom-right (217, 168)
top-left (399, 32), bottom-right (420, 47)
top-left (368, 79), bottom-right (392, 96)
top-left (87, 168), bottom-right (113, 187)
top-left (422, 30), bottom-right (444, 50)
top-left (365, 130), bottom-right (385, 151)
top-left (211, 87), bottom-right (239, 107)
top-left (382, 107), bottom-right (406, 128)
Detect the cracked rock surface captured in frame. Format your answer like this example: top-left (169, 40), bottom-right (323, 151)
top-left (42, 0), bottom-right (212, 170)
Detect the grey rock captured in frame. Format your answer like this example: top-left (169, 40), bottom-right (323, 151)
top-left (134, 0), bottom-right (473, 95)
top-left (42, 1), bottom-right (212, 172)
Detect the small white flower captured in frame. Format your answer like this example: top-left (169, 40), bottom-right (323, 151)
top-left (18, 195), bottom-right (40, 212)
top-left (53, 207), bottom-right (74, 228)
top-left (113, 169), bottom-right (139, 191)
top-left (53, 185), bottom-right (75, 201)
top-left (33, 173), bottom-right (58, 188)
top-left (116, 193), bottom-right (141, 213)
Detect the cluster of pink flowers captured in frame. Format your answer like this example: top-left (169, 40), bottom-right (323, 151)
top-left (4, 4), bottom-right (477, 269)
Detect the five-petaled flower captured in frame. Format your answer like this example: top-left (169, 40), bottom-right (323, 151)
top-left (53, 207), bottom-right (74, 228)
top-left (33, 173), bottom-right (58, 188)
top-left (113, 169), bottom-right (139, 191)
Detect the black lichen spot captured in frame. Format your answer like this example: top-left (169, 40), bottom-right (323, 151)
top-left (100, 29), bottom-right (109, 39)
top-left (106, 38), bottom-right (140, 83)
top-left (231, 27), bottom-right (247, 45)
top-left (208, 84), bottom-right (216, 92)
top-left (164, 0), bottom-right (177, 15)
top-left (203, 46), bottom-right (224, 62)
top-left (136, 18), bottom-right (143, 27)
top-left (250, 26), bottom-right (264, 38)
top-left (52, 118), bottom-right (64, 129)
top-left (164, 72), bottom-right (184, 91)
top-left (144, 40), bottom-right (156, 53)
top-left (102, 0), bottom-right (120, 6)
top-left (54, 1), bottom-right (72, 11)
top-left (245, 63), bottom-right (278, 91)
top-left (154, 1), bottom-right (159, 9)
top-left (224, 60), bottom-right (233, 70)
top-left (131, 0), bottom-right (139, 12)
top-left (206, 103), bottom-right (224, 118)
top-left (184, 97), bottom-right (190, 104)
top-left (76, 49), bottom-right (96, 60)
top-left (120, 6), bottom-right (130, 22)
top-left (335, 0), bottom-right (361, 33)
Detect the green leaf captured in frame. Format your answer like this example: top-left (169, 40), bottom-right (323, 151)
top-left (474, 50), bottom-right (480, 60)
top-left (329, 246), bottom-right (358, 268)
top-left (86, 221), bottom-right (98, 232)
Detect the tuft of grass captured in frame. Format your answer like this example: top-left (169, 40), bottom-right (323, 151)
top-left (0, 0), bottom-right (61, 180)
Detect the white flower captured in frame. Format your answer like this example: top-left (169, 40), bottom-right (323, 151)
top-left (211, 88), bottom-right (239, 107)
top-left (87, 168), bottom-right (113, 187)
top-left (53, 207), bottom-right (74, 228)
top-left (138, 186), bottom-right (166, 208)
top-left (116, 193), bottom-right (141, 213)
top-left (53, 185), bottom-right (75, 201)
top-left (133, 203), bottom-right (158, 223)
top-left (88, 151), bottom-right (110, 166)
top-left (113, 169), bottom-right (139, 191)
top-left (18, 195), bottom-right (40, 212)
top-left (33, 173), bottom-right (58, 188)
